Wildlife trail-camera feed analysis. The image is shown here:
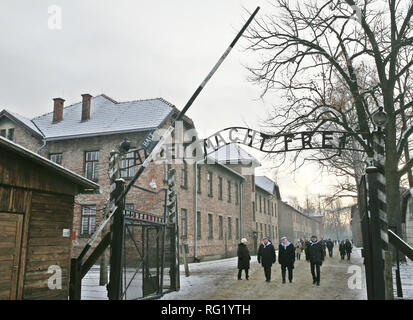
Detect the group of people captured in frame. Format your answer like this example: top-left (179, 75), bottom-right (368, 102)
top-left (296, 238), bottom-right (353, 261)
top-left (237, 236), bottom-right (354, 286)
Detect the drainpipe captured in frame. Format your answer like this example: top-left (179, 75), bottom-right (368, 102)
top-left (194, 159), bottom-right (203, 260)
top-left (37, 138), bottom-right (47, 155)
top-left (240, 180), bottom-right (244, 238)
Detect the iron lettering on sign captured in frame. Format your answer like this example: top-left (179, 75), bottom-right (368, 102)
top-left (140, 130), bottom-right (158, 153)
top-left (203, 127), bottom-right (367, 155)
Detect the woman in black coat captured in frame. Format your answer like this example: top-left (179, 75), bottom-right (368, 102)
top-left (278, 237), bottom-right (295, 283)
top-left (344, 239), bottom-right (353, 261)
top-left (257, 237), bottom-right (276, 282)
top-left (339, 241), bottom-right (346, 260)
top-left (237, 238), bottom-right (251, 280)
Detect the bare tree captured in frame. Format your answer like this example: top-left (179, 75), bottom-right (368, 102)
top-left (246, 0), bottom-right (413, 236)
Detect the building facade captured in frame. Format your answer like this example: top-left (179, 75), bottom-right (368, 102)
top-left (0, 93), bottom-right (319, 262)
top-left (277, 201), bottom-right (323, 242)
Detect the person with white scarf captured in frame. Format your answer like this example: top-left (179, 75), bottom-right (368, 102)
top-left (278, 237), bottom-right (295, 283)
top-left (257, 237), bottom-right (276, 282)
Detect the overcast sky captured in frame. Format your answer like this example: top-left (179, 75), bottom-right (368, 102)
top-left (0, 0), bottom-right (347, 207)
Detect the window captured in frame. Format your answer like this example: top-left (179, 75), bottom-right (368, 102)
top-left (252, 201), bottom-right (256, 221)
top-left (0, 129), bottom-right (5, 137)
top-left (252, 175), bottom-right (255, 191)
top-left (49, 153), bottom-right (62, 165)
top-left (227, 180), bottom-right (231, 203)
top-left (218, 176), bottom-right (223, 200)
top-left (85, 151), bottom-right (99, 182)
top-left (274, 202), bottom-right (277, 217)
top-left (235, 183), bottom-right (239, 205)
top-left (255, 193), bottom-right (258, 211)
top-left (197, 166), bottom-right (201, 193)
top-left (235, 218), bottom-right (239, 240)
top-left (228, 217), bottom-right (232, 240)
top-left (181, 208), bottom-right (187, 239)
top-left (181, 161), bottom-right (188, 188)
top-left (81, 205), bottom-right (96, 236)
top-left (7, 128), bottom-right (14, 141)
top-left (207, 172), bottom-right (213, 197)
top-left (120, 151), bottom-right (136, 178)
top-left (197, 211), bottom-right (201, 239)
top-left (218, 216), bottom-right (223, 240)
top-left (208, 214), bottom-right (213, 239)
top-left (268, 200), bottom-right (270, 215)
top-left (259, 195), bottom-right (262, 212)
top-left (264, 198), bottom-right (266, 214)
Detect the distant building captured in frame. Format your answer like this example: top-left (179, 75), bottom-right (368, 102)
top-left (277, 201), bottom-right (323, 242)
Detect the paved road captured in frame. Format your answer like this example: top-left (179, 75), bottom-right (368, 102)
top-left (163, 247), bottom-right (367, 300)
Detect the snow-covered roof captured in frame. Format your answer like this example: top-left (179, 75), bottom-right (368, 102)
top-left (0, 109), bottom-right (43, 137)
top-left (32, 95), bottom-right (175, 140)
top-left (255, 176), bottom-right (281, 199)
top-left (208, 143), bottom-right (261, 166)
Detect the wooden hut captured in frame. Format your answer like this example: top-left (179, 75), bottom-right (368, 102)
top-left (0, 136), bottom-right (99, 299)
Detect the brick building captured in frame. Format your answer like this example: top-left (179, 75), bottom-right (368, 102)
top-left (1, 93), bottom-right (287, 261)
top-left (277, 201), bottom-right (323, 242)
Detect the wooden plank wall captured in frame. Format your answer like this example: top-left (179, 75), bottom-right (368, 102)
top-left (23, 192), bottom-right (74, 300)
top-left (0, 150), bottom-right (78, 196)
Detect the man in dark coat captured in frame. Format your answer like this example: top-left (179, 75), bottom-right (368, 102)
top-left (344, 239), bottom-right (353, 261)
top-left (305, 235), bottom-right (325, 286)
top-left (326, 239), bottom-right (334, 257)
top-left (257, 237), bottom-right (276, 282)
top-left (278, 237), bottom-right (295, 283)
top-left (237, 238), bottom-right (251, 280)
top-left (339, 240), bottom-right (346, 260)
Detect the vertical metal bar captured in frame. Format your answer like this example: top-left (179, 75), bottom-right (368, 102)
top-left (159, 189), bottom-right (167, 296)
top-left (392, 226), bottom-right (403, 298)
top-left (107, 179), bottom-right (125, 300)
top-left (366, 170), bottom-right (386, 299)
top-left (372, 131), bottom-right (393, 299)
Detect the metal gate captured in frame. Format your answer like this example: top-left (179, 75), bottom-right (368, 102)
top-left (121, 210), bottom-right (178, 300)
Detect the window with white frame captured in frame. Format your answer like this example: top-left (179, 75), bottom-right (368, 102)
top-left (81, 205), bottom-right (96, 236)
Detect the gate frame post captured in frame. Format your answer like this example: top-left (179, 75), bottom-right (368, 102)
top-left (365, 168), bottom-right (386, 299)
top-left (107, 178), bottom-right (125, 300)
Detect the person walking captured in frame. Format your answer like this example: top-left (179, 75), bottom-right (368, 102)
top-left (326, 239), bottom-right (334, 258)
top-left (237, 238), bottom-right (251, 280)
top-left (257, 237), bottom-right (276, 282)
top-left (295, 240), bottom-right (303, 261)
top-left (339, 240), bottom-right (346, 260)
top-left (279, 237), bottom-right (295, 283)
top-left (303, 239), bottom-right (309, 260)
top-left (344, 239), bottom-right (353, 261)
top-left (305, 235), bottom-right (325, 286)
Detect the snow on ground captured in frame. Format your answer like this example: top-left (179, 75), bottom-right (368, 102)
top-left (393, 257), bottom-right (413, 300)
top-left (160, 256), bottom-right (248, 300)
top-left (81, 248), bottom-right (413, 300)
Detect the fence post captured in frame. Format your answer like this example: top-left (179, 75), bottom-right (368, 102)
top-left (372, 130), bottom-right (393, 299)
top-left (69, 258), bottom-right (81, 300)
top-left (107, 178), bottom-right (125, 300)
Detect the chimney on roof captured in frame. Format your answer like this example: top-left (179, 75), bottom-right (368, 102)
top-left (52, 98), bottom-right (65, 123)
top-left (81, 94), bottom-right (92, 121)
